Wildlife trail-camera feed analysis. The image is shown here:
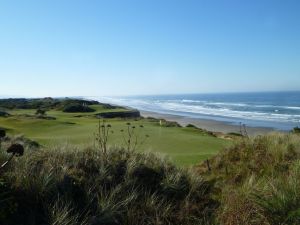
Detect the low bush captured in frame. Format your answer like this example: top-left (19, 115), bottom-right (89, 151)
top-left (63, 103), bottom-right (95, 113)
top-left (186, 124), bottom-right (216, 137)
top-left (227, 132), bottom-right (243, 137)
top-left (292, 126), bottom-right (300, 134)
top-left (160, 119), bottom-right (181, 127)
top-left (96, 110), bottom-right (140, 119)
top-left (186, 124), bottom-right (197, 128)
top-left (0, 111), bottom-right (10, 117)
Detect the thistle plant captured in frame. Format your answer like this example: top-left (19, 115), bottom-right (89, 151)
top-left (120, 123), bottom-right (149, 151)
top-left (94, 120), bottom-right (112, 156)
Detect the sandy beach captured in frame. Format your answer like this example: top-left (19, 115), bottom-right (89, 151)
top-left (140, 110), bottom-right (276, 136)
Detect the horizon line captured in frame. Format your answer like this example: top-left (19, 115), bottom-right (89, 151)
top-left (1, 90), bottom-right (300, 99)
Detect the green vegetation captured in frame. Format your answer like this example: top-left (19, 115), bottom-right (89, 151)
top-left (159, 119), bottom-right (182, 127)
top-left (62, 103), bottom-right (95, 113)
top-left (226, 132), bottom-right (243, 137)
top-left (0, 98), bottom-right (230, 166)
top-left (292, 126), bottom-right (300, 134)
top-left (35, 108), bottom-right (47, 116)
top-left (0, 98), bottom-right (101, 110)
top-left (0, 111), bottom-right (10, 117)
top-left (2, 127), bottom-right (299, 224)
top-left (197, 133), bottom-right (300, 225)
top-left (96, 110), bottom-right (140, 118)
top-left (186, 124), bottom-right (217, 137)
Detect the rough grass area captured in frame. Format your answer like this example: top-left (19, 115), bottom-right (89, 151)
top-left (0, 141), bottom-right (217, 225)
top-left (2, 131), bottom-right (300, 224)
top-left (197, 133), bottom-right (300, 225)
top-left (0, 107), bottom-right (230, 166)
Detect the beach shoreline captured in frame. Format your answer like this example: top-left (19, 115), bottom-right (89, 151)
top-left (140, 110), bottom-right (276, 136)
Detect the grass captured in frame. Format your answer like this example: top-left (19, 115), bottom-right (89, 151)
top-left (0, 105), bottom-right (230, 166)
top-left (0, 140), bottom-right (217, 225)
top-left (2, 107), bottom-right (300, 224)
top-left (197, 133), bottom-right (300, 225)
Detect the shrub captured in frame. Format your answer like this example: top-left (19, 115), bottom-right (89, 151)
top-left (35, 109), bottom-right (46, 116)
top-left (96, 111), bottom-right (140, 119)
top-left (292, 126), bottom-right (300, 134)
top-left (159, 119), bottom-right (181, 127)
top-left (0, 111), bottom-right (10, 117)
top-left (186, 124), bottom-right (197, 128)
top-left (63, 104), bottom-right (95, 113)
top-left (227, 132), bottom-right (243, 137)
top-left (185, 124), bottom-right (216, 137)
top-left (0, 129), bottom-right (6, 138)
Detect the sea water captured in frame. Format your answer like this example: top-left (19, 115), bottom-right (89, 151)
top-left (94, 92), bottom-right (300, 130)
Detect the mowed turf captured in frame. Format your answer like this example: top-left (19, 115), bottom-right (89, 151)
top-left (0, 105), bottom-right (231, 166)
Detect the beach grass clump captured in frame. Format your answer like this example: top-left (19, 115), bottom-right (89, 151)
top-left (158, 119), bottom-right (182, 127)
top-left (197, 133), bottom-right (300, 225)
top-left (48, 200), bottom-right (88, 225)
top-left (292, 126), bottom-right (300, 134)
top-left (253, 161), bottom-right (300, 224)
top-left (185, 124), bottom-right (216, 137)
top-left (218, 162), bottom-right (300, 225)
top-left (200, 133), bottom-right (300, 184)
top-left (0, 139), bottom-right (216, 225)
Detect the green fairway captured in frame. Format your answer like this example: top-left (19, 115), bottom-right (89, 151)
top-left (0, 105), bottom-right (231, 166)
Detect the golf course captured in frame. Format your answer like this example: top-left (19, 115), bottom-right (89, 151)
top-left (0, 98), bottom-right (230, 166)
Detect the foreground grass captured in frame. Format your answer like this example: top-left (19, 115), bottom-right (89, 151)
top-left (197, 133), bottom-right (300, 225)
top-left (0, 139), bottom-right (216, 225)
top-left (1, 129), bottom-right (300, 224)
top-left (0, 106), bottom-right (230, 166)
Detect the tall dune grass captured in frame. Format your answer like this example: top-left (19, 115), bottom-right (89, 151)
top-left (0, 139), bottom-right (216, 225)
top-left (197, 132), bottom-right (300, 225)
top-left (2, 132), bottom-right (300, 224)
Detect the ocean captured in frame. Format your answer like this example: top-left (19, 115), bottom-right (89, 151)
top-left (93, 91), bottom-right (300, 131)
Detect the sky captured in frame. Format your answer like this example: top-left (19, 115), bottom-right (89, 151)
top-left (0, 0), bottom-right (300, 97)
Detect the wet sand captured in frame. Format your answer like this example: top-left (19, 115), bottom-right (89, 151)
top-left (140, 110), bottom-right (276, 136)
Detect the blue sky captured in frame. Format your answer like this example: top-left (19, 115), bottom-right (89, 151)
top-left (0, 0), bottom-right (299, 97)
